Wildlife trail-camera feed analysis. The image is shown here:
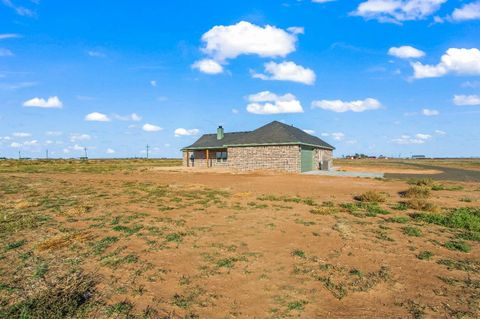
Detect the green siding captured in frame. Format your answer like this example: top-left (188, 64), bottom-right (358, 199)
top-left (301, 147), bottom-right (314, 172)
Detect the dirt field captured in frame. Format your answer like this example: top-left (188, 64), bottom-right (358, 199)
top-left (1, 159), bottom-right (479, 319)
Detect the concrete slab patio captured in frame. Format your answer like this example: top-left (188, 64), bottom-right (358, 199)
top-left (303, 168), bottom-right (384, 178)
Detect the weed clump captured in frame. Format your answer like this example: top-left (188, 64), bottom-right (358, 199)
top-left (408, 178), bottom-right (434, 187)
top-left (402, 226), bottom-right (422, 237)
top-left (417, 251), bottom-right (434, 260)
top-left (404, 198), bottom-right (438, 212)
top-left (0, 271), bottom-right (96, 318)
top-left (291, 249), bottom-right (306, 259)
top-left (410, 207), bottom-right (480, 234)
top-left (400, 186), bottom-right (431, 199)
top-left (444, 240), bottom-right (471, 253)
top-left (386, 216), bottom-right (410, 224)
top-left (354, 191), bottom-right (386, 203)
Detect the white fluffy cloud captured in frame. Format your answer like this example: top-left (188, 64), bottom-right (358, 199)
top-left (392, 133), bottom-right (432, 144)
top-left (303, 129), bottom-right (315, 135)
top-left (23, 96), bottom-right (63, 108)
top-left (200, 21), bottom-right (299, 62)
top-left (453, 94), bottom-right (480, 106)
top-left (312, 0), bottom-right (336, 3)
top-left (113, 113), bottom-right (142, 121)
top-left (12, 132), bottom-right (31, 137)
top-left (174, 128), bottom-right (200, 137)
top-left (412, 48), bottom-right (480, 79)
top-left (191, 59), bottom-right (224, 74)
top-left (85, 112), bottom-right (110, 122)
top-left (451, 1), bottom-right (480, 21)
top-left (142, 123), bottom-right (162, 132)
top-left (388, 46), bottom-right (425, 59)
top-left (87, 51), bottom-right (106, 58)
top-left (0, 33), bottom-right (20, 40)
top-left (322, 132), bottom-right (345, 141)
top-left (0, 48), bottom-right (13, 57)
top-left (422, 108), bottom-right (439, 116)
top-left (10, 140), bottom-right (38, 148)
top-left (106, 148), bottom-right (115, 154)
top-left (311, 98), bottom-right (381, 112)
top-left (252, 61), bottom-right (316, 85)
top-left (246, 91), bottom-right (303, 115)
top-left (352, 0), bottom-right (446, 23)
top-left (70, 134), bottom-right (91, 142)
top-left (45, 131), bottom-right (62, 136)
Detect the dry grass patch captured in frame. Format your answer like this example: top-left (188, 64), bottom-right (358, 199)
top-left (404, 198), bottom-right (439, 212)
top-left (36, 232), bottom-right (93, 252)
top-left (400, 186), bottom-right (431, 199)
top-left (354, 190), bottom-right (386, 203)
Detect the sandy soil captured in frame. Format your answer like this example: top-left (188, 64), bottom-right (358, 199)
top-left (1, 167), bottom-right (479, 319)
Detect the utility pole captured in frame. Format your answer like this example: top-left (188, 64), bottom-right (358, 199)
top-left (46, 149), bottom-right (49, 160)
top-left (84, 147), bottom-right (88, 159)
top-left (146, 145), bottom-right (149, 159)
top-left (18, 151), bottom-right (21, 160)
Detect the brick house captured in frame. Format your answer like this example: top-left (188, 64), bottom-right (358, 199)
top-left (181, 121), bottom-right (334, 173)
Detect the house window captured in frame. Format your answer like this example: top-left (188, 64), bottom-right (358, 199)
top-left (216, 151), bottom-right (228, 162)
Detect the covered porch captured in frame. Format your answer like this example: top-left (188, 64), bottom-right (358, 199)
top-left (183, 148), bottom-right (228, 168)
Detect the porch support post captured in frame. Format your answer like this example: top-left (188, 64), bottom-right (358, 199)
top-left (206, 149), bottom-right (209, 168)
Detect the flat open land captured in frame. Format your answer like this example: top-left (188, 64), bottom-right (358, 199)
top-left (1, 159), bottom-right (479, 318)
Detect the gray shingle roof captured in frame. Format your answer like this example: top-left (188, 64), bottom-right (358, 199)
top-left (183, 121), bottom-right (335, 150)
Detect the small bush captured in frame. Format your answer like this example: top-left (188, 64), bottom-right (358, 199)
top-left (5, 239), bottom-right (27, 251)
top-left (287, 300), bottom-right (307, 311)
top-left (386, 216), bottom-right (410, 224)
top-left (292, 249), bottom-right (306, 258)
top-left (403, 226), bottom-right (422, 237)
top-left (400, 186), bottom-right (431, 199)
top-left (354, 191), bottom-right (386, 203)
top-left (417, 251), bottom-right (434, 260)
top-left (408, 178), bottom-right (434, 187)
top-left (405, 199), bottom-right (438, 212)
top-left (444, 240), bottom-right (471, 253)
top-left (457, 231), bottom-right (480, 242)
top-left (392, 202), bottom-right (409, 211)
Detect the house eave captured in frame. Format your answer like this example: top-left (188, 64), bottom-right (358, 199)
top-left (181, 142), bottom-right (334, 151)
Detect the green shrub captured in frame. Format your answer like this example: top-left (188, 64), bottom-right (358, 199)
top-left (410, 207), bottom-right (480, 233)
top-left (403, 226), bottom-right (422, 237)
top-left (417, 251), bottom-right (434, 260)
top-left (386, 216), bottom-right (410, 224)
top-left (444, 240), bottom-right (471, 253)
top-left (292, 249), bottom-right (306, 258)
top-left (392, 202), bottom-right (409, 211)
top-left (5, 239), bottom-right (27, 251)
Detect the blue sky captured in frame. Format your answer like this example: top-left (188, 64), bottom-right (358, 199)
top-left (1, 0), bottom-right (480, 158)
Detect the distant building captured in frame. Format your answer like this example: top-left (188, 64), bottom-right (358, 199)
top-left (411, 155), bottom-right (426, 159)
top-left (181, 121), bottom-right (335, 173)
